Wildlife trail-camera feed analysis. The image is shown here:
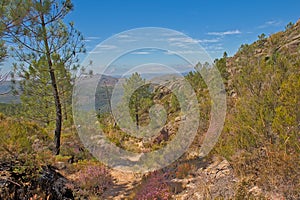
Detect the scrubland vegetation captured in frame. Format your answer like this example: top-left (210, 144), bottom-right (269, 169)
top-left (0, 0), bottom-right (299, 199)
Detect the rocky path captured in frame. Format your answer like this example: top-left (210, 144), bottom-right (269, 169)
top-left (103, 170), bottom-right (142, 200)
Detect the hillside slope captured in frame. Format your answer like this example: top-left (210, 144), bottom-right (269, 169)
top-left (210, 19), bottom-right (300, 199)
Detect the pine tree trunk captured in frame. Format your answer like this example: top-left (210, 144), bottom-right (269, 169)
top-left (40, 12), bottom-right (62, 155)
top-left (135, 111), bottom-right (139, 130)
top-left (135, 100), bottom-right (139, 130)
top-left (50, 71), bottom-right (62, 155)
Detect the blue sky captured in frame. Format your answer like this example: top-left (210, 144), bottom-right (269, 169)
top-left (67, 0), bottom-right (300, 59)
top-left (1, 0), bottom-right (300, 75)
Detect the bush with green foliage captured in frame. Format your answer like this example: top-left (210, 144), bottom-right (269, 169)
top-left (213, 37), bottom-right (300, 198)
top-left (0, 114), bottom-right (50, 161)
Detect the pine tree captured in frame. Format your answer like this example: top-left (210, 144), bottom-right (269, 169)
top-left (7, 0), bottom-right (84, 155)
top-left (0, 0), bottom-right (31, 94)
top-left (123, 72), bottom-right (153, 130)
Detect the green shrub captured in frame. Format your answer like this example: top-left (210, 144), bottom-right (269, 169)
top-left (0, 115), bottom-right (50, 160)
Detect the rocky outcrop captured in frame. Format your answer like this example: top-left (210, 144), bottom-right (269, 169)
top-left (173, 157), bottom-right (237, 199)
top-left (0, 162), bottom-right (74, 200)
top-left (225, 19), bottom-right (300, 100)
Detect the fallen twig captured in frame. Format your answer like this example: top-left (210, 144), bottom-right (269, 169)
top-left (0, 177), bottom-right (21, 187)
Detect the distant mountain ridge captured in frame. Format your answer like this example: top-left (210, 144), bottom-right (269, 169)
top-left (0, 81), bottom-right (20, 103)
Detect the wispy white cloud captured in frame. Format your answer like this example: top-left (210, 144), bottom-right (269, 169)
top-left (258, 20), bottom-right (282, 29)
top-left (207, 50), bottom-right (224, 55)
top-left (169, 42), bottom-right (189, 48)
top-left (120, 39), bottom-right (138, 42)
top-left (89, 51), bottom-right (101, 54)
top-left (198, 38), bottom-right (220, 43)
top-left (96, 44), bottom-right (118, 50)
top-left (164, 50), bottom-right (203, 55)
top-left (83, 36), bottom-right (101, 43)
top-left (131, 51), bottom-right (151, 55)
top-left (208, 47), bottom-right (224, 51)
top-left (116, 34), bottom-right (138, 42)
top-left (204, 43), bottom-right (224, 51)
top-left (175, 50), bottom-right (201, 54)
top-left (167, 37), bottom-right (201, 48)
top-left (117, 34), bottom-right (130, 38)
top-left (161, 32), bottom-right (182, 37)
top-left (207, 30), bottom-right (241, 36)
top-left (86, 36), bottom-right (101, 40)
top-left (167, 37), bottom-right (223, 51)
top-left (168, 37), bottom-right (200, 44)
top-left (164, 50), bottom-right (175, 55)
